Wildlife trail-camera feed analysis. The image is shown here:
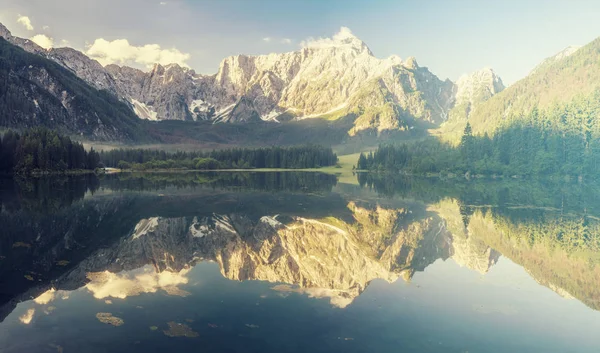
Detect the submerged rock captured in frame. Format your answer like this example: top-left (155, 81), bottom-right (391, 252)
top-left (163, 322), bottom-right (199, 338)
top-left (95, 312), bottom-right (124, 326)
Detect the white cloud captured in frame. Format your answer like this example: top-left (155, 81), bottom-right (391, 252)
top-left (59, 39), bottom-right (70, 47)
top-left (34, 289), bottom-right (57, 304)
top-left (300, 27), bottom-right (356, 49)
top-left (262, 37), bottom-right (271, 42)
top-left (281, 38), bottom-right (292, 44)
top-left (30, 34), bottom-right (54, 49)
top-left (160, 1), bottom-right (168, 4)
top-left (17, 15), bottom-right (34, 31)
top-left (85, 266), bottom-right (190, 299)
top-left (42, 25), bottom-right (49, 30)
top-left (19, 308), bottom-right (35, 324)
top-left (86, 38), bottom-right (191, 68)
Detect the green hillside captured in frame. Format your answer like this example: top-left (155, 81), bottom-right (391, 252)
top-left (449, 37), bottom-right (600, 135)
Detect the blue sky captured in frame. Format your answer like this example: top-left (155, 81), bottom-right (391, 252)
top-left (1, 0), bottom-right (600, 84)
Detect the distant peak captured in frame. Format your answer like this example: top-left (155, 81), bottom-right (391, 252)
top-left (553, 45), bottom-right (581, 60)
top-left (530, 45), bottom-right (581, 75)
top-left (457, 67), bottom-right (501, 82)
top-left (455, 67), bottom-right (505, 105)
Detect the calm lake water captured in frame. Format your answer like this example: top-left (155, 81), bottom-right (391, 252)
top-left (1, 172), bottom-right (600, 353)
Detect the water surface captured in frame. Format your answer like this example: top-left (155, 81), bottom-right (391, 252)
top-left (1, 173), bottom-right (599, 352)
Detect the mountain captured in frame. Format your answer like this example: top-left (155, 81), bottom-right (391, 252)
top-left (530, 45), bottom-right (581, 74)
top-left (449, 68), bottom-right (505, 121)
top-left (448, 39), bottom-right (600, 134)
top-left (0, 26), bottom-right (146, 141)
top-left (0, 23), bottom-right (503, 140)
top-left (99, 28), bottom-right (459, 134)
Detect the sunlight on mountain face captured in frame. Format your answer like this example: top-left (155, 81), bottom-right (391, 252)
top-left (85, 266), bottom-right (191, 299)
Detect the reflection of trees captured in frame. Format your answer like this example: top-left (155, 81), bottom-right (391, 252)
top-left (361, 174), bottom-right (600, 310)
top-left (0, 172), bottom-right (338, 213)
top-left (4, 171), bottom-right (600, 324)
top-left (100, 171), bottom-right (337, 194)
top-left (359, 173), bottom-right (600, 217)
top-left (0, 175), bottom-right (100, 213)
top-left (466, 208), bottom-right (600, 310)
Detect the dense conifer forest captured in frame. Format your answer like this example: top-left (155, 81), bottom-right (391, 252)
top-left (99, 145), bottom-right (338, 170)
top-left (0, 128), bottom-right (100, 174)
top-left (358, 93), bottom-right (600, 179)
top-left (0, 128), bottom-right (337, 174)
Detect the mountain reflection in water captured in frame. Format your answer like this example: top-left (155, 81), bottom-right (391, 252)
top-left (1, 172), bottom-right (600, 353)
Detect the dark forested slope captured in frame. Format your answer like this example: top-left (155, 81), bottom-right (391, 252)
top-left (0, 38), bottom-right (146, 141)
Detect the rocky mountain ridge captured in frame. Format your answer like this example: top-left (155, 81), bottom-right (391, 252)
top-left (0, 30), bottom-right (145, 141)
top-left (0, 23), bottom-right (505, 136)
top-left (450, 68), bottom-right (505, 121)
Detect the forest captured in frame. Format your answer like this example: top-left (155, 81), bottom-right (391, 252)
top-left (99, 145), bottom-right (338, 170)
top-left (0, 128), bottom-right (337, 174)
top-left (358, 92), bottom-right (600, 180)
top-left (0, 128), bottom-right (100, 174)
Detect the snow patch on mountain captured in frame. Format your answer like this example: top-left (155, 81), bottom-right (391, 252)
top-left (260, 215), bottom-right (284, 229)
top-left (132, 217), bottom-right (160, 239)
top-left (189, 217), bottom-right (211, 238)
top-left (131, 99), bottom-right (158, 121)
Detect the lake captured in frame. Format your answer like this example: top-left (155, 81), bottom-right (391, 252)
top-left (1, 172), bottom-right (600, 353)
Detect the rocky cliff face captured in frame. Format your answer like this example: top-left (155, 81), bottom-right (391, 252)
top-left (0, 26), bottom-right (145, 141)
top-left (96, 28), bottom-right (458, 131)
top-left (0, 23), bottom-right (503, 137)
top-left (203, 30), bottom-right (457, 133)
top-left (449, 68), bottom-right (505, 121)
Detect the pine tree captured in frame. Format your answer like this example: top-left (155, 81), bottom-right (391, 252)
top-left (357, 153), bottom-right (367, 170)
top-left (460, 122), bottom-right (474, 170)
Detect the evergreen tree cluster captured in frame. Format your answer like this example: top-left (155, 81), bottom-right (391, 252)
top-left (100, 145), bottom-right (338, 170)
top-left (358, 92), bottom-right (600, 180)
top-left (0, 128), bottom-right (100, 174)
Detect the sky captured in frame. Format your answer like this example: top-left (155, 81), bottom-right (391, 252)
top-left (1, 0), bottom-right (600, 84)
